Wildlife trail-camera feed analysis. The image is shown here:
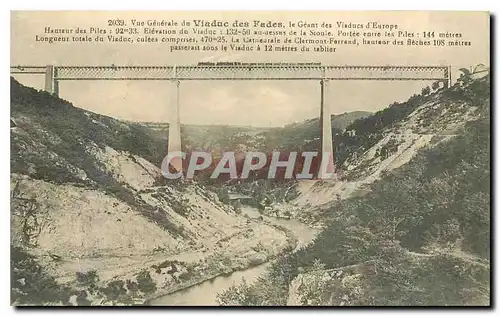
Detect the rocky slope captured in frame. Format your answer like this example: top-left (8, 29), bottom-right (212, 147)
top-left (10, 78), bottom-right (292, 306)
top-left (216, 68), bottom-right (490, 306)
top-left (290, 70), bottom-right (490, 220)
top-left (11, 66), bottom-right (490, 306)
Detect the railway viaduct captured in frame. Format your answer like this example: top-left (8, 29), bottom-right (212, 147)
top-left (10, 63), bottom-right (451, 179)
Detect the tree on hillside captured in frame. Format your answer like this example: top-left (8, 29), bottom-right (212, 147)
top-left (458, 68), bottom-right (472, 85)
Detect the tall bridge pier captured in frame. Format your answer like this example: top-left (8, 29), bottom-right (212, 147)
top-left (319, 79), bottom-right (335, 179)
top-left (44, 65), bottom-right (59, 95)
top-left (167, 79), bottom-right (182, 172)
top-left (11, 64), bottom-right (451, 179)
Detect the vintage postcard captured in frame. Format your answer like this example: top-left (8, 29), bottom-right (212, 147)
top-left (10, 11), bottom-right (490, 306)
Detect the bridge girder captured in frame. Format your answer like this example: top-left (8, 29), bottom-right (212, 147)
top-left (11, 65), bottom-right (450, 82)
top-left (10, 64), bottom-right (452, 179)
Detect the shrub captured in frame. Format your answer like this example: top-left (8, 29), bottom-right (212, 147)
top-left (126, 279), bottom-right (139, 294)
top-left (136, 270), bottom-right (156, 294)
top-left (101, 280), bottom-right (127, 301)
top-left (75, 270), bottom-right (99, 292)
top-left (11, 246), bottom-right (68, 305)
top-left (421, 86), bottom-right (431, 96)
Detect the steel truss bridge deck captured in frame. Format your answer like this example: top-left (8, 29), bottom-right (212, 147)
top-left (10, 65), bottom-right (450, 81)
top-left (10, 63), bottom-right (452, 178)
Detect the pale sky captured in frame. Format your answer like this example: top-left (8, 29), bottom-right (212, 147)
top-left (11, 11), bottom-right (489, 127)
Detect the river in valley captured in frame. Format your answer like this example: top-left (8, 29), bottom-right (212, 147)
top-left (150, 205), bottom-right (318, 306)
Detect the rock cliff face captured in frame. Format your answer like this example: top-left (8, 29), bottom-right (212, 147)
top-left (216, 69), bottom-right (490, 307)
top-left (290, 70), bottom-right (489, 221)
top-left (11, 66), bottom-right (490, 306)
top-left (284, 71), bottom-right (490, 306)
top-left (287, 261), bottom-right (375, 306)
top-left (10, 78), bottom-right (292, 305)
top-left (286, 250), bottom-right (490, 306)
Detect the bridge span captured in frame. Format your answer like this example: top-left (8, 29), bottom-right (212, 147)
top-left (10, 63), bottom-right (451, 178)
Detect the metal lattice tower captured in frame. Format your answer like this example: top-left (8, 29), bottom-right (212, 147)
top-left (10, 64), bottom-right (452, 179)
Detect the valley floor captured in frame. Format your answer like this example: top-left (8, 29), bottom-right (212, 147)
top-left (148, 205), bottom-right (319, 305)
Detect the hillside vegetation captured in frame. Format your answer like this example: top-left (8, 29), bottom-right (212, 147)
top-left (137, 111), bottom-right (370, 154)
top-left (217, 72), bottom-right (490, 306)
top-left (10, 78), bottom-right (293, 306)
